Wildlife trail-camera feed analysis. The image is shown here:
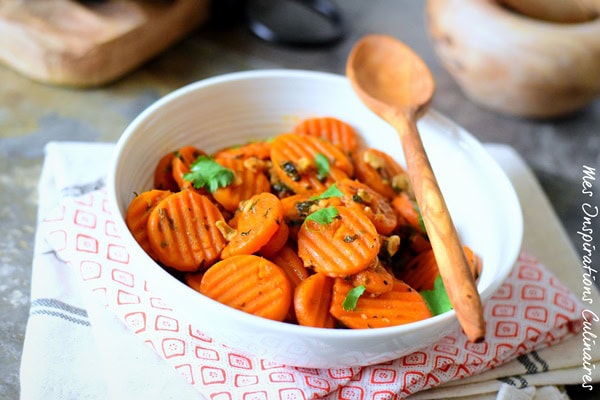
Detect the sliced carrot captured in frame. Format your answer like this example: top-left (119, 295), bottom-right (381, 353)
top-left (398, 246), bottom-right (482, 291)
top-left (258, 221), bottom-right (290, 257)
top-left (199, 254), bottom-right (292, 321)
top-left (171, 145), bottom-right (207, 191)
top-left (294, 273), bottom-right (336, 328)
top-left (221, 192), bottom-right (284, 258)
top-left (293, 116), bottom-right (359, 156)
top-left (147, 190), bottom-right (227, 272)
top-left (153, 152), bottom-right (179, 191)
top-left (350, 259), bottom-right (395, 296)
top-left (270, 133), bottom-right (352, 194)
top-left (267, 244), bottom-right (310, 288)
top-left (397, 248), bottom-right (439, 291)
top-left (392, 191), bottom-right (425, 234)
top-left (211, 157), bottom-right (272, 212)
top-left (267, 243), bottom-right (310, 322)
top-left (353, 148), bottom-right (409, 199)
top-left (297, 205), bottom-right (380, 278)
top-left (213, 140), bottom-right (272, 160)
top-left (336, 178), bottom-right (398, 235)
top-left (281, 193), bottom-right (343, 240)
top-left (330, 278), bottom-right (432, 329)
top-left (125, 190), bottom-right (173, 260)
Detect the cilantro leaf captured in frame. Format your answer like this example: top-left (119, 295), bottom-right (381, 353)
top-left (421, 275), bottom-right (453, 316)
top-left (183, 156), bottom-right (234, 193)
top-left (415, 204), bottom-right (426, 233)
top-left (314, 153), bottom-right (330, 180)
top-left (305, 206), bottom-right (339, 225)
top-left (343, 285), bottom-right (366, 311)
top-left (311, 184), bottom-right (343, 200)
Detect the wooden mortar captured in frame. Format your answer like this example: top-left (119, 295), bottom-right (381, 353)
top-left (426, 0), bottom-right (600, 118)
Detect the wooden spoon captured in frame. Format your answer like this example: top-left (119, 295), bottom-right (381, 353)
top-left (346, 34), bottom-right (485, 343)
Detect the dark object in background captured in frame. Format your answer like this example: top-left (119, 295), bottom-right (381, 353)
top-left (211, 0), bottom-right (345, 48)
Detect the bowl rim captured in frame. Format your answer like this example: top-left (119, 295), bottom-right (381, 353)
top-left (106, 68), bottom-right (524, 342)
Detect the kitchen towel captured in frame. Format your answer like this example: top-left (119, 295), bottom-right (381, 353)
top-left (20, 141), bottom-right (600, 399)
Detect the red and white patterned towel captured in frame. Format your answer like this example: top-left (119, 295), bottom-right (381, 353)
top-left (40, 187), bottom-right (584, 399)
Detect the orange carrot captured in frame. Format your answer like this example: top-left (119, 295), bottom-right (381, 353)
top-left (353, 147), bottom-right (409, 199)
top-left (213, 140), bottom-right (272, 160)
top-left (397, 248), bottom-right (439, 291)
top-left (153, 152), bottom-right (179, 192)
top-left (221, 192), bottom-right (284, 258)
top-left (297, 205), bottom-right (380, 277)
top-left (126, 190), bottom-right (173, 260)
top-left (171, 145), bottom-right (207, 191)
top-left (293, 116), bottom-right (359, 155)
top-left (199, 254), bottom-right (292, 321)
top-left (391, 191), bottom-right (425, 234)
top-left (258, 221), bottom-right (290, 257)
top-left (294, 273), bottom-right (336, 328)
top-left (270, 133), bottom-right (352, 194)
top-left (211, 157), bottom-right (271, 212)
top-left (267, 244), bottom-right (310, 287)
top-left (336, 178), bottom-right (398, 235)
top-left (350, 259), bottom-right (395, 296)
top-left (146, 190), bottom-right (227, 271)
top-left (330, 278), bottom-right (432, 329)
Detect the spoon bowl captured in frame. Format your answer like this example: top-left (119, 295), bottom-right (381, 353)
top-left (347, 34), bottom-right (486, 343)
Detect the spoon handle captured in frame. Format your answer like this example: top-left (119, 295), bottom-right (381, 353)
top-left (394, 115), bottom-right (486, 343)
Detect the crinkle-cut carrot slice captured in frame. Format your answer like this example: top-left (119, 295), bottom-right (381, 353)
top-left (270, 133), bottom-right (352, 194)
top-left (171, 145), bottom-right (208, 191)
top-left (281, 193), bottom-right (343, 240)
top-left (391, 191), bottom-right (425, 234)
top-left (126, 189), bottom-right (173, 260)
top-left (293, 116), bottom-right (359, 156)
top-left (153, 152), bottom-right (179, 192)
top-left (353, 147), bottom-right (409, 199)
top-left (266, 243), bottom-right (310, 323)
top-left (330, 277), bottom-right (432, 329)
top-left (336, 178), bottom-right (398, 235)
top-left (199, 254), bottom-right (292, 322)
top-left (258, 221), bottom-right (290, 257)
top-left (221, 192), bottom-right (284, 258)
top-left (267, 244), bottom-right (309, 288)
top-left (211, 157), bottom-right (271, 212)
top-left (396, 248), bottom-right (439, 291)
top-left (294, 272), bottom-right (336, 328)
top-left (398, 246), bottom-right (482, 291)
top-left (213, 140), bottom-right (272, 160)
top-left (147, 190), bottom-right (227, 272)
top-left (350, 258), bottom-right (395, 296)
top-left (297, 205), bottom-right (380, 278)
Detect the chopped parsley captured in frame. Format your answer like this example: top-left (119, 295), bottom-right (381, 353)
top-left (305, 206), bottom-right (339, 225)
top-left (183, 156), bottom-right (234, 193)
top-left (311, 184), bottom-right (343, 200)
top-left (421, 275), bottom-right (453, 316)
top-left (342, 285), bottom-right (366, 311)
top-left (314, 153), bottom-right (330, 180)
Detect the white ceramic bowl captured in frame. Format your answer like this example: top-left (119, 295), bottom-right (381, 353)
top-left (107, 69), bottom-right (523, 368)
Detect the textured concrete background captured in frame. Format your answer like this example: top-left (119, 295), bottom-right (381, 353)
top-left (1, 1), bottom-right (598, 398)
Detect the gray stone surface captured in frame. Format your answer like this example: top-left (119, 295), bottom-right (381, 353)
top-left (1, 1), bottom-right (598, 398)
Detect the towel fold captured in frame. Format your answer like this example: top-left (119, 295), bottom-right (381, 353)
top-left (20, 142), bottom-right (600, 399)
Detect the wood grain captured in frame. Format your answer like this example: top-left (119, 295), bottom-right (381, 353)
top-left (0, 0), bottom-right (209, 87)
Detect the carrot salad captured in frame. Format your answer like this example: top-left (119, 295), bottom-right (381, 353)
top-left (126, 116), bottom-right (482, 329)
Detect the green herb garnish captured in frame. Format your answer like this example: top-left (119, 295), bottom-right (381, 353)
top-left (343, 285), bottom-right (366, 311)
top-left (311, 184), bottom-right (343, 200)
top-left (421, 275), bottom-right (453, 316)
top-left (314, 153), bottom-right (330, 180)
top-left (183, 156), bottom-right (234, 193)
top-left (305, 206), bottom-right (339, 225)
